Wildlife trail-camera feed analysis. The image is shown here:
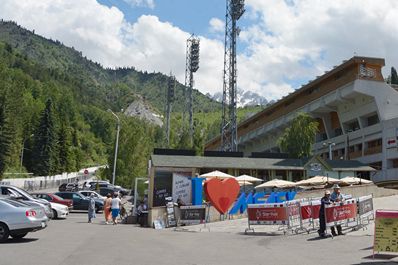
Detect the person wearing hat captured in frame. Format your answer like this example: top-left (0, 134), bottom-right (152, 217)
top-left (330, 184), bottom-right (345, 236)
top-left (318, 190), bottom-right (331, 237)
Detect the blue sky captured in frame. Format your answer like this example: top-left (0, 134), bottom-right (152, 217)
top-left (1, 0), bottom-right (398, 101)
top-left (98, 0), bottom-right (227, 35)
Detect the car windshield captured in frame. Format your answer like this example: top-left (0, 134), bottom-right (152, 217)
top-left (12, 187), bottom-right (35, 199)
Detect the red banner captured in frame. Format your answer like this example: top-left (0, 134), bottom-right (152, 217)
top-left (325, 202), bottom-right (357, 224)
top-left (300, 204), bottom-right (321, 220)
top-left (248, 207), bottom-right (287, 222)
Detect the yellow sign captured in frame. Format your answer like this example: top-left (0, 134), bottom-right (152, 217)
top-left (374, 210), bottom-right (398, 253)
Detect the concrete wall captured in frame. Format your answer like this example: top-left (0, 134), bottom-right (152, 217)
top-left (295, 184), bottom-right (398, 200)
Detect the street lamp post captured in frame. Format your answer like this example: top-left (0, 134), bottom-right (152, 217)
top-left (20, 134), bottom-right (34, 169)
top-left (108, 110), bottom-right (120, 186)
top-left (323, 142), bottom-right (336, 160)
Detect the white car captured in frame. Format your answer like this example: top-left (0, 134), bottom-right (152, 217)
top-left (50, 202), bottom-right (69, 219)
top-left (0, 198), bottom-right (48, 242)
top-left (79, 190), bottom-right (105, 200)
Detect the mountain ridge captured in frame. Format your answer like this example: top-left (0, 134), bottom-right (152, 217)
top-left (0, 20), bottom-right (221, 114)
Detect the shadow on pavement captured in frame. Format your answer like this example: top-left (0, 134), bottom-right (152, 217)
top-left (307, 235), bottom-right (332, 241)
top-left (362, 254), bottom-right (398, 260)
top-left (1, 238), bottom-right (38, 244)
top-left (351, 261), bottom-right (397, 265)
top-left (239, 232), bottom-right (282, 237)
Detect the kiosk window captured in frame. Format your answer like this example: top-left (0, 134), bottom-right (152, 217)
top-left (153, 171), bottom-right (173, 207)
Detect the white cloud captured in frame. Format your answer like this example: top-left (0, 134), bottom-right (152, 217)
top-left (1, 0), bottom-right (398, 102)
top-left (123, 0), bottom-right (155, 9)
top-left (240, 0), bottom-right (398, 99)
top-left (209, 17), bottom-right (224, 33)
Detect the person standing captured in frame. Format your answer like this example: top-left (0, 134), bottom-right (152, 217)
top-left (104, 193), bottom-right (112, 224)
top-left (318, 190), bottom-right (331, 237)
top-left (88, 194), bottom-right (96, 223)
top-left (330, 184), bottom-right (345, 236)
top-left (111, 193), bottom-right (121, 225)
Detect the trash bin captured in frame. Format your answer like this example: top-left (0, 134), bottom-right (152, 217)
top-left (139, 211), bottom-right (149, 227)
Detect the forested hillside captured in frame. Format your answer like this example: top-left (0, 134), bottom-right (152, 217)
top-left (0, 20), bottom-right (263, 187)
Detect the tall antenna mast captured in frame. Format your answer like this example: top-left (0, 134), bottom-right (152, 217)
top-left (165, 73), bottom-right (176, 147)
top-left (221, 0), bottom-right (245, 151)
top-left (184, 34), bottom-right (200, 146)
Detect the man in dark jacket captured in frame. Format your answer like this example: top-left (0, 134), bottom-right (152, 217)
top-left (318, 190), bottom-right (331, 238)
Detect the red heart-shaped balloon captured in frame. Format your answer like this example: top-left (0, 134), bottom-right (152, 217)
top-left (204, 178), bottom-right (240, 214)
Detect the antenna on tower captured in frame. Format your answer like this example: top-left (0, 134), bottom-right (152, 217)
top-left (165, 72), bottom-right (176, 147)
top-left (221, 0), bottom-right (245, 152)
top-left (184, 34), bottom-right (200, 146)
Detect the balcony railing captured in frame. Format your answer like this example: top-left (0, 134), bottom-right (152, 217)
top-left (364, 145), bottom-right (382, 156)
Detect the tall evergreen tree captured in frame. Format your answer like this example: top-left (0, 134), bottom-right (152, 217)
top-left (391, 67), bottom-right (398, 85)
top-left (58, 123), bottom-right (73, 173)
top-left (32, 99), bottom-right (57, 176)
top-left (0, 94), bottom-right (13, 178)
top-left (277, 112), bottom-right (319, 158)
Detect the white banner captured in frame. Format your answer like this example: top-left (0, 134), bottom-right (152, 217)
top-left (172, 172), bottom-right (192, 204)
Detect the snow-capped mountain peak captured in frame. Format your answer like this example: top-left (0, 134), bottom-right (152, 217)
top-left (211, 89), bottom-right (268, 107)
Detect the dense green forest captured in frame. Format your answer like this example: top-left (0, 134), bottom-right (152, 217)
top-left (0, 21), bottom-right (263, 187)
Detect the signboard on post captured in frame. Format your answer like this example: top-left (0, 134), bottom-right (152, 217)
top-left (179, 205), bottom-right (206, 225)
top-left (374, 210), bottom-right (398, 255)
top-left (172, 173), bottom-right (192, 205)
top-left (325, 199), bottom-right (357, 226)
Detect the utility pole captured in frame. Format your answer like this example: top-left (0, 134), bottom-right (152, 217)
top-left (221, 0), bottom-right (245, 152)
top-left (108, 109), bottom-right (120, 185)
top-left (185, 35), bottom-right (200, 146)
top-left (165, 74), bottom-right (176, 147)
top-left (323, 142), bottom-right (336, 160)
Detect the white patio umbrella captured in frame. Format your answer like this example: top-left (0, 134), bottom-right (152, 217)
top-left (340, 176), bottom-right (373, 185)
top-left (236, 175), bottom-right (263, 182)
top-left (199, 170), bottom-right (235, 179)
top-left (294, 175), bottom-right (341, 186)
top-left (255, 178), bottom-right (295, 189)
top-left (238, 180), bottom-right (253, 186)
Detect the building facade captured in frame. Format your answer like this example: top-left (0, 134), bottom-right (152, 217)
top-left (205, 57), bottom-right (398, 184)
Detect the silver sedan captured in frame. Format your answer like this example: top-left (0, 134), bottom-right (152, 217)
top-left (0, 199), bottom-right (48, 242)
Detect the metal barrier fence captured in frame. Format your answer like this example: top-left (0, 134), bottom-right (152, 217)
top-left (246, 195), bottom-right (374, 235)
top-left (1, 171), bottom-right (94, 191)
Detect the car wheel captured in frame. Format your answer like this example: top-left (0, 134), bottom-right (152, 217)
top-left (95, 205), bottom-right (100, 213)
top-left (52, 209), bottom-right (58, 219)
top-left (10, 233), bottom-right (28, 239)
top-left (0, 223), bottom-right (10, 243)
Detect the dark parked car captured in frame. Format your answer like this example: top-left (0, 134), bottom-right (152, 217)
top-left (55, 192), bottom-right (103, 212)
top-left (32, 193), bottom-right (73, 209)
top-left (58, 183), bottom-right (78, 192)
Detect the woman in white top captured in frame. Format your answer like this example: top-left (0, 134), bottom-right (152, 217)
top-left (111, 193), bottom-right (121, 225)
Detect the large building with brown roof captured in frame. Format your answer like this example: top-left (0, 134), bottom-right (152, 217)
top-left (205, 56), bottom-right (398, 184)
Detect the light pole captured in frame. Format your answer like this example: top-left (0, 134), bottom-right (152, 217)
top-left (323, 142), bottom-right (336, 160)
top-left (108, 109), bottom-right (120, 186)
top-left (20, 134), bottom-right (34, 169)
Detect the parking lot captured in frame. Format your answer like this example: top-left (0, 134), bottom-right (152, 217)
top-left (1, 196), bottom-right (398, 265)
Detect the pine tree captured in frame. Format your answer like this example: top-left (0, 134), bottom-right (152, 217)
top-left (391, 67), bottom-right (398, 85)
top-left (58, 123), bottom-right (73, 173)
top-left (0, 94), bottom-right (13, 178)
top-left (32, 99), bottom-right (57, 176)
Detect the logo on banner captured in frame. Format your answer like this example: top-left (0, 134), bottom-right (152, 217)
top-left (310, 163), bottom-right (322, 171)
top-left (333, 208), bottom-right (338, 220)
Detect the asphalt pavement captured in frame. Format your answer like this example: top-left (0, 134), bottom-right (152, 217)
top-left (1, 196), bottom-right (398, 265)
